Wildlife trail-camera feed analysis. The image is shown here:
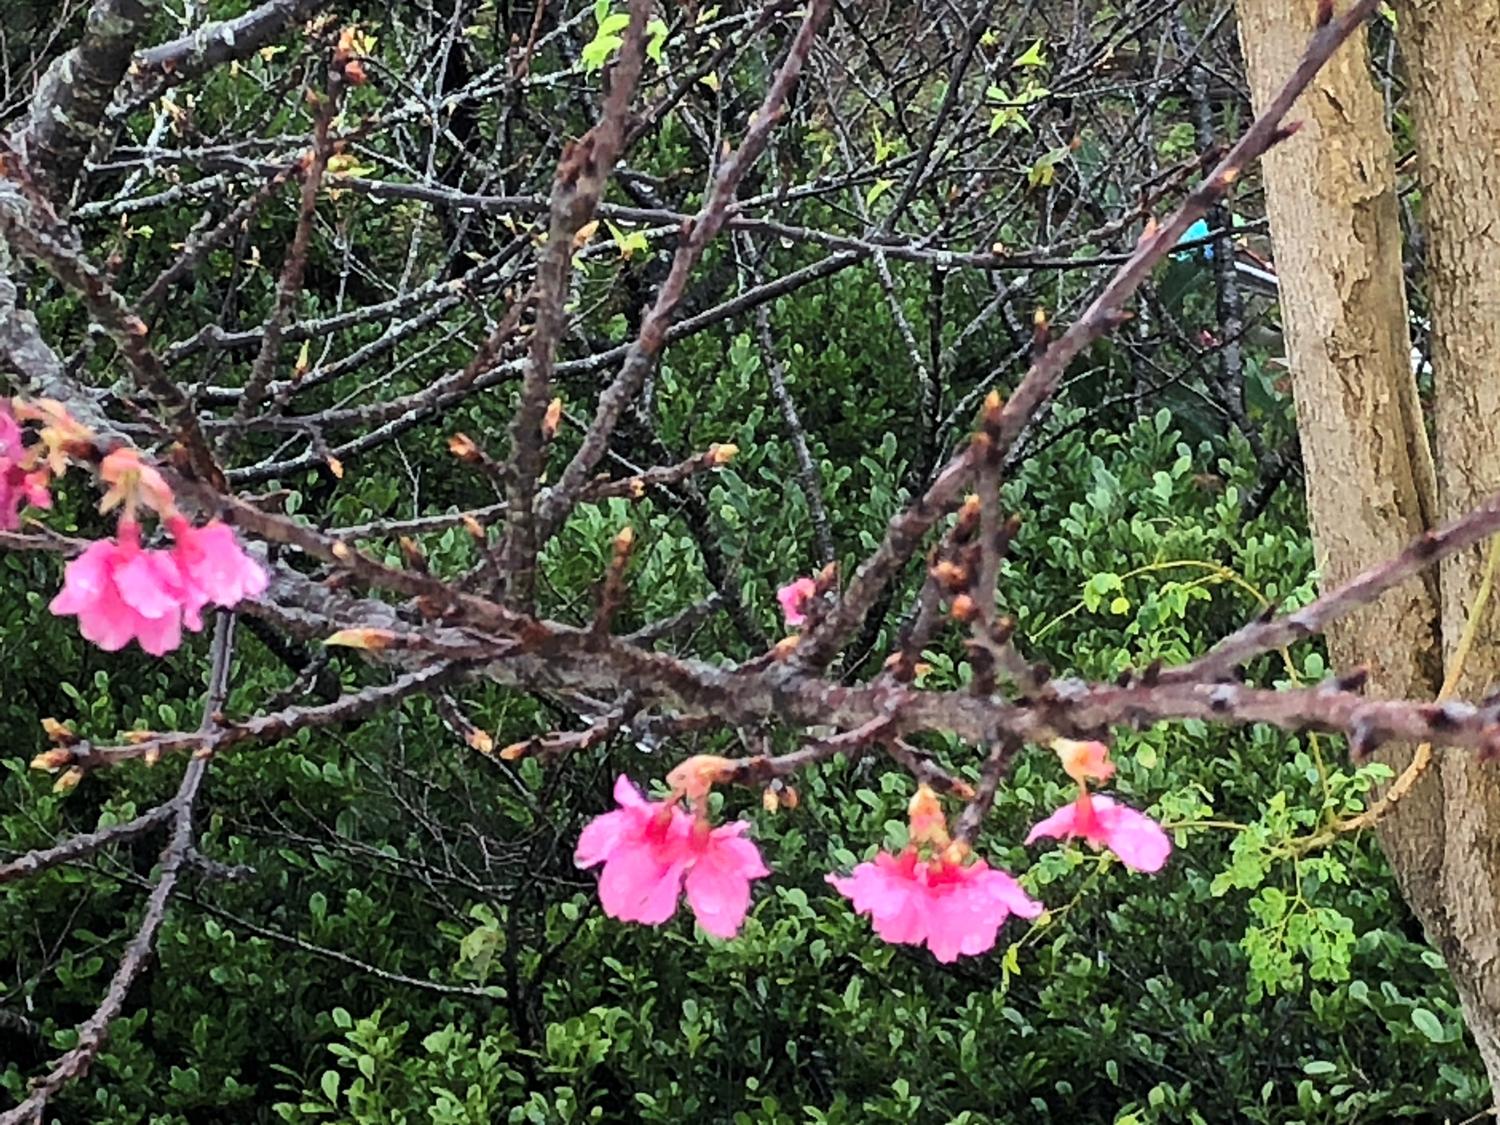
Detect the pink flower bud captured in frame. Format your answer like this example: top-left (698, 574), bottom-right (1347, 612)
top-left (776, 576), bottom-right (817, 627)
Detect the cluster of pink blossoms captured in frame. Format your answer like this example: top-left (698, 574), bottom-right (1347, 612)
top-left (1, 399), bottom-right (268, 655)
top-left (576, 735), bottom-right (1172, 961)
top-left (575, 775), bottom-right (770, 938)
top-left (48, 450), bottom-right (267, 654)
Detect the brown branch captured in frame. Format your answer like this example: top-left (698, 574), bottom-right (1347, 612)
top-left (537, 0), bottom-right (836, 538)
top-left (0, 186), bottom-right (223, 484)
top-left (226, 73), bottom-right (342, 433)
top-left (48, 663), bottom-right (459, 771)
top-left (498, 0), bottom-right (654, 609)
top-left (7, 0), bottom-right (159, 206)
top-left (138, 159), bottom-right (301, 311)
top-left (130, 0), bottom-right (323, 90)
top-left (1164, 488), bottom-right (1500, 685)
top-left (791, 0), bottom-right (1379, 668)
top-left (0, 805), bottom-right (174, 886)
top-left (574, 443), bottom-right (735, 504)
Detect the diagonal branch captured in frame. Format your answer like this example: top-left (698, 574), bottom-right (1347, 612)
top-left (537, 0), bottom-right (836, 539)
top-left (130, 0), bottom-right (323, 90)
top-left (791, 0), bottom-right (1381, 669)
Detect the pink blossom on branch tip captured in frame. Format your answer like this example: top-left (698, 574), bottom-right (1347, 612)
top-left (1025, 792), bottom-right (1172, 874)
top-left (827, 849), bottom-right (1042, 963)
top-left (48, 524), bottom-right (199, 656)
top-left (167, 516), bottom-right (269, 622)
top-left (776, 576), bottom-right (817, 627)
top-left (575, 775), bottom-right (770, 938)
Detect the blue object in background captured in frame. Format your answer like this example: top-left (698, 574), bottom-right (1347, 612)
top-left (1175, 218), bottom-right (1214, 259)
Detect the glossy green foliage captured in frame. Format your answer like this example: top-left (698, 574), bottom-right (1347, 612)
top-left (3, 403), bottom-right (1487, 1123)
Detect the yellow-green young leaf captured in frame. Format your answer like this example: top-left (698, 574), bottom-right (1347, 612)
top-left (646, 18), bottom-right (668, 63)
top-left (1109, 595), bottom-right (1130, 615)
top-left (865, 178), bottom-right (895, 207)
top-left (1027, 146), bottom-right (1069, 188)
top-left (605, 220), bottom-right (650, 259)
top-left (699, 71), bottom-right (721, 92)
top-left (1013, 38), bottom-right (1047, 68)
top-left (581, 33), bottom-right (623, 72)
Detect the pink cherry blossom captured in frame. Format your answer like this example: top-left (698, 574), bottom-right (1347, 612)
top-left (167, 517), bottom-right (269, 625)
top-left (827, 849), bottom-right (1042, 963)
top-left (49, 524), bottom-right (199, 656)
top-left (0, 404), bottom-right (50, 531)
top-left (776, 576), bottom-right (817, 627)
top-left (1025, 792), bottom-right (1172, 874)
top-left (575, 775), bottom-right (770, 938)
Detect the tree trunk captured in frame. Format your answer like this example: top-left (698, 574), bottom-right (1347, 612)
top-left (1394, 0), bottom-right (1500, 1088)
top-left (1242, 0), bottom-right (1500, 1098)
top-left (1235, 0), bottom-right (1446, 908)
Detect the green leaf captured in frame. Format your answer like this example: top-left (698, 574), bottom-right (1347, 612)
top-left (646, 18), bottom-right (668, 63)
top-left (1411, 1007), bottom-right (1445, 1042)
top-left (1013, 38), bottom-right (1047, 68)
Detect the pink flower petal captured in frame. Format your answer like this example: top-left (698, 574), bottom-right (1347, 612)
top-left (612, 773), bottom-right (648, 809)
top-left (598, 846), bottom-right (688, 926)
top-left (114, 551), bottom-right (185, 619)
top-left (684, 841), bottom-right (761, 939)
top-left (1026, 794), bottom-right (1172, 874)
top-left (49, 541), bottom-right (116, 615)
top-left (170, 519), bottom-right (268, 610)
top-left (575, 807), bottom-right (635, 870)
top-left (971, 865), bottom-right (1045, 920)
top-left (1025, 801), bottom-right (1085, 846)
top-left (1094, 798), bottom-right (1172, 874)
top-left (829, 850), bottom-right (1037, 961)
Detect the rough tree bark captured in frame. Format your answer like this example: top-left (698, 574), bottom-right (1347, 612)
top-left (9, 0), bottom-right (160, 207)
top-left (1240, 0), bottom-right (1500, 1096)
top-left (1393, 0), bottom-right (1500, 1089)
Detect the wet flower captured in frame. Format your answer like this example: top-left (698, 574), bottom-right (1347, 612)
top-left (1026, 792), bottom-right (1171, 874)
top-left (828, 848), bottom-right (1042, 963)
top-left (49, 523), bottom-right (196, 655)
top-left (166, 516), bottom-right (268, 624)
top-left (575, 775), bottom-right (770, 938)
